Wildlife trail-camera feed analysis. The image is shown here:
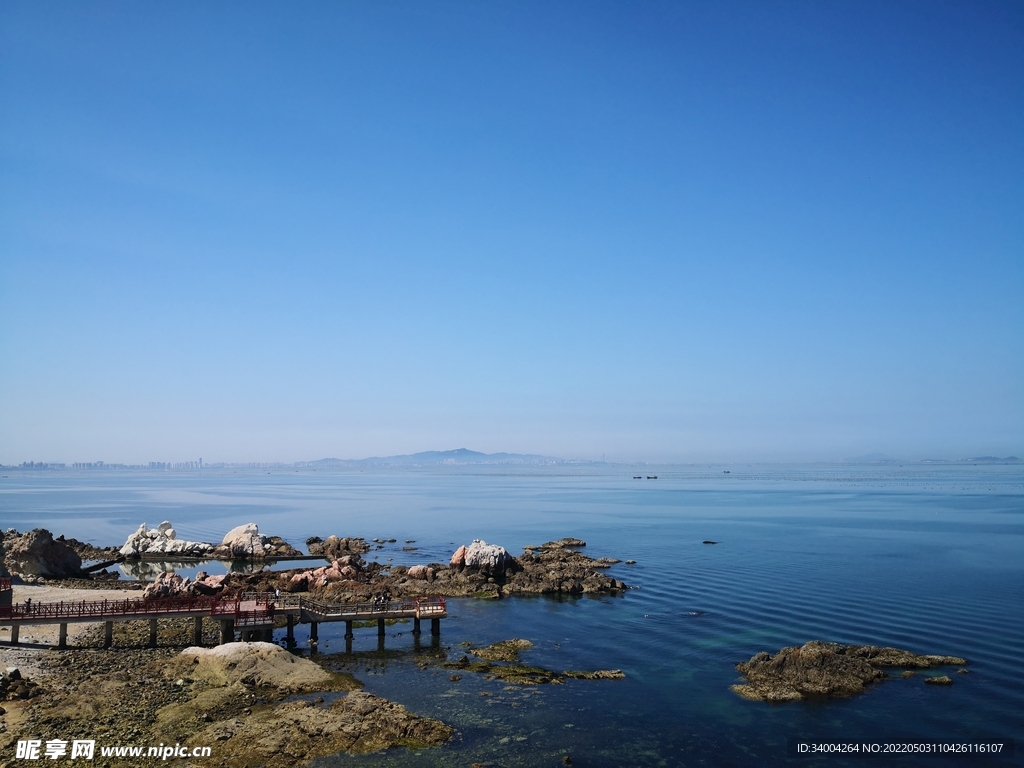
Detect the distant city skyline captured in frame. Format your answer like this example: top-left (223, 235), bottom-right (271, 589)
top-left (1, 2), bottom-right (1021, 464)
top-left (3, 450), bottom-right (1021, 470)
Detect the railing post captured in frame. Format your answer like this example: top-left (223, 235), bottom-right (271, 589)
top-left (219, 619), bottom-right (234, 645)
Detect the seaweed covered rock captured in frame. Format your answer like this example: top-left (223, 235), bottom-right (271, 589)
top-left (504, 540), bottom-right (626, 595)
top-left (732, 641), bottom-right (967, 702)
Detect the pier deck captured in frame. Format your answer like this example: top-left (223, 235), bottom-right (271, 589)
top-left (0, 580), bottom-right (446, 649)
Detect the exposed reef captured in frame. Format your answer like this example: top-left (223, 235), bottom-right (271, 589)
top-left (0, 638), bottom-right (452, 768)
top-left (732, 641), bottom-right (967, 702)
top-left (441, 637), bottom-right (625, 686)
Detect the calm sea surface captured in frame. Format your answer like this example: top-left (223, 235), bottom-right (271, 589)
top-left (2, 464), bottom-right (1022, 767)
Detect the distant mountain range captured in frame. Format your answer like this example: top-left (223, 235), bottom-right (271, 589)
top-left (296, 448), bottom-right (566, 467)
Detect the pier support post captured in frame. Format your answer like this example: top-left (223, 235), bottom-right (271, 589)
top-left (377, 618), bottom-right (386, 637)
top-left (58, 623), bottom-right (68, 650)
top-left (104, 621), bottom-right (113, 649)
top-left (219, 619), bottom-right (234, 645)
top-left (345, 636), bottom-right (353, 654)
top-left (286, 615), bottom-right (295, 643)
top-left (263, 627), bottom-right (273, 642)
top-left (10, 625), bottom-right (19, 646)
top-left (193, 617), bottom-right (203, 647)
top-left (412, 617), bottom-right (421, 636)
top-left (149, 619), bottom-right (158, 648)
top-left (344, 620), bottom-right (353, 640)
top-left (430, 618), bottom-right (440, 636)
top-left (310, 621), bottom-right (318, 653)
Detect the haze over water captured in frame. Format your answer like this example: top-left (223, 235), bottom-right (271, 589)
top-left (3, 463), bottom-right (1022, 766)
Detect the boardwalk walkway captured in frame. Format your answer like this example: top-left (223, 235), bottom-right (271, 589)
top-left (0, 579), bottom-right (446, 649)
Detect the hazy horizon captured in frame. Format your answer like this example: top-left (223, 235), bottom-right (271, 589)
top-left (5, 447), bottom-right (1022, 468)
top-left (2, 2), bottom-right (1021, 465)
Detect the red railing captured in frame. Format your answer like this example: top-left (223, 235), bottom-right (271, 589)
top-left (300, 595), bottom-right (446, 619)
top-left (2, 594), bottom-right (219, 621)
top-left (0, 591), bottom-right (438, 624)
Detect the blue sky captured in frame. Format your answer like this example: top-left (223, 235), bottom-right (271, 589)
top-left (1, 1), bottom-right (1021, 464)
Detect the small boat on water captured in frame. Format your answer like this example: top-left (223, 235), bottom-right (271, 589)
top-left (647, 475), bottom-right (657, 479)
top-left (633, 476), bottom-right (642, 479)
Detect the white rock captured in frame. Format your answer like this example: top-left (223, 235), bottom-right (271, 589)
top-left (464, 539), bottom-right (515, 574)
top-left (119, 522), bottom-right (213, 558)
top-left (219, 523), bottom-right (266, 558)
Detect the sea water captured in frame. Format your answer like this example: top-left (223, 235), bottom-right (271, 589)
top-left (1, 464), bottom-right (1022, 767)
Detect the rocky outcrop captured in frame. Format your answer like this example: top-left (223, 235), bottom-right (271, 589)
top-left (452, 540), bottom-right (517, 576)
top-left (213, 524), bottom-right (302, 560)
top-left (0, 536), bottom-right (8, 577)
top-left (58, 536), bottom-right (120, 562)
top-left (308, 535), bottom-right (371, 560)
top-left (731, 641), bottom-right (967, 702)
top-left (280, 557), bottom-right (362, 592)
top-left (119, 522), bottom-right (214, 558)
top-left (4, 528), bottom-right (84, 578)
top-left (504, 540), bottom-right (626, 595)
top-left (311, 537), bottom-right (627, 601)
top-left (1, 667), bottom-right (41, 701)
top-left (142, 571), bottom-right (193, 600)
top-left (192, 571), bottom-right (230, 595)
top-left (406, 565), bottom-right (434, 581)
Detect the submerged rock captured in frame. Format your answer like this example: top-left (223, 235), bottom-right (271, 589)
top-left (442, 640), bottom-right (626, 686)
top-left (732, 641), bottom-right (967, 702)
top-left (4, 528), bottom-right (84, 578)
top-left (470, 638), bottom-right (534, 662)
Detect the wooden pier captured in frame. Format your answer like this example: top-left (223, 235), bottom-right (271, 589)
top-left (0, 579), bottom-right (446, 650)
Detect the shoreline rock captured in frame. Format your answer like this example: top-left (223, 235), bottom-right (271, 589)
top-left (3, 529), bottom-right (84, 579)
top-left (0, 635), bottom-right (452, 768)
